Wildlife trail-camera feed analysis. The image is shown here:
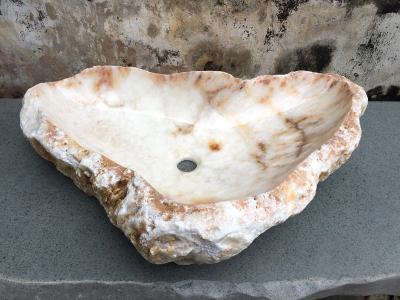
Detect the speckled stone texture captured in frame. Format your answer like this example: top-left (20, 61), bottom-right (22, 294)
top-left (1, 99), bottom-right (400, 299)
top-left (0, 0), bottom-right (399, 100)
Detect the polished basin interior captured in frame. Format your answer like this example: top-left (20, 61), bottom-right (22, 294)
top-left (21, 67), bottom-right (352, 204)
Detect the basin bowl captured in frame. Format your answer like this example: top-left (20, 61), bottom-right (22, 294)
top-left (21, 67), bottom-right (354, 204)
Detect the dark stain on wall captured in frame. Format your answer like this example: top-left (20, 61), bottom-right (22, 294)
top-left (274, 43), bottom-right (336, 74)
top-left (9, 0), bottom-right (24, 7)
top-left (342, 0), bottom-right (400, 16)
top-left (265, 0), bottom-right (399, 50)
top-left (190, 42), bottom-right (252, 77)
top-left (367, 86), bottom-right (400, 101)
top-left (358, 37), bottom-right (375, 53)
top-left (156, 50), bottom-right (180, 65)
top-left (273, 0), bottom-right (310, 23)
top-left (228, 0), bottom-right (249, 13)
top-left (374, 0), bottom-right (400, 15)
top-left (16, 8), bottom-right (47, 34)
top-left (45, 3), bottom-right (57, 20)
top-left (356, 25), bottom-right (387, 69)
top-left (133, 42), bottom-right (184, 74)
top-left (147, 23), bottom-right (160, 38)
top-left (37, 9), bottom-right (46, 22)
top-left (264, 28), bottom-right (284, 47)
top-left (212, 0), bottom-right (258, 14)
top-left (0, 84), bottom-right (23, 98)
top-left (203, 61), bottom-right (222, 71)
top-left (264, 0), bottom-right (310, 49)
top-left (163, 0), bottom-right (202, 14)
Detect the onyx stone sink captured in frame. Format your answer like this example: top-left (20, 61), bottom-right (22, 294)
top-left (20, 67), bottom-right (367, 264)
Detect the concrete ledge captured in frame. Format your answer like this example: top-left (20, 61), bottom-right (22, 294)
top-left (1, 275), bottom-right (400, 300)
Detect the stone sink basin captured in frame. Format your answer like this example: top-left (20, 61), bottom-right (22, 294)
top-left (20, 67), bottom-right (367, 264)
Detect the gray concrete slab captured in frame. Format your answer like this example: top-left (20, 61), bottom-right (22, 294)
top-left (0, 99), bottom-right (399, 300)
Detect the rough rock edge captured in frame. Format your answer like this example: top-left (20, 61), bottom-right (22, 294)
top-left (20, 71), bottom-right (368, 265)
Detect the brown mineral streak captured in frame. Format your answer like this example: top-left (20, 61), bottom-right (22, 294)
top-left (238, 81), bottom-right (246, 90)
top-left (270, 98), bottom-right (309, 159)
top-left (208, 140), bottom-right (221, 151)
top-left (118, 66), bottom-right (131, 76)
top-left (283, 116), bottom-right (307, 157)
top-left (189, 197), bottom-right (216, 205)
top-left (257, 142), bottom-right (267, 153)
top-left (232, 199), bottom-right (248, 210)
top-left (194, 73), bottom-right (247, 116)
top-left (100, 156), bottom-right (132, 178)
top-left (311, 74), bottom-right (323, 84)
top-left (173, 124), bottom-right (194, 136)
top-left (251, 153), bottom-right (268, 170)
top-left (194, 76), bottom-right (233, 108)
top-left (94, 68), bottom-right (114, 91)
top-left (257, 77), bottom-right (272, 85)
top-left (152, 197), bottom-right (186, 215)
top-left (204, 85), bottom-right (229, 104)
top-left (63, 76), bottom-right (82, 88)
top-left (149, 73), bottom-right (167, 84)
top-left (44, 120), bottom-right (58, 140)
top-left (152, 196), bottom-right (213, 215)
top-left (150, 72), bottom-right (190, 85)
top-left (258, 96), bottom-right (271, 104)
top-left (329, 80), bottom-right (338, 89)
top-left (194, 73), bottom-right (203, 85)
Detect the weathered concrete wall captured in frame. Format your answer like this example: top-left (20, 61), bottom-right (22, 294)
top-left (0, 0), bottom-right (399, 99)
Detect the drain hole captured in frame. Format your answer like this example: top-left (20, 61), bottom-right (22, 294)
top-left (177, 159), bottom-right (197, 172)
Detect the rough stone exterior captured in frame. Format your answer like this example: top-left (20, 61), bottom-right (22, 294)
top-left (1, 0), bottom-right (399, 100)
